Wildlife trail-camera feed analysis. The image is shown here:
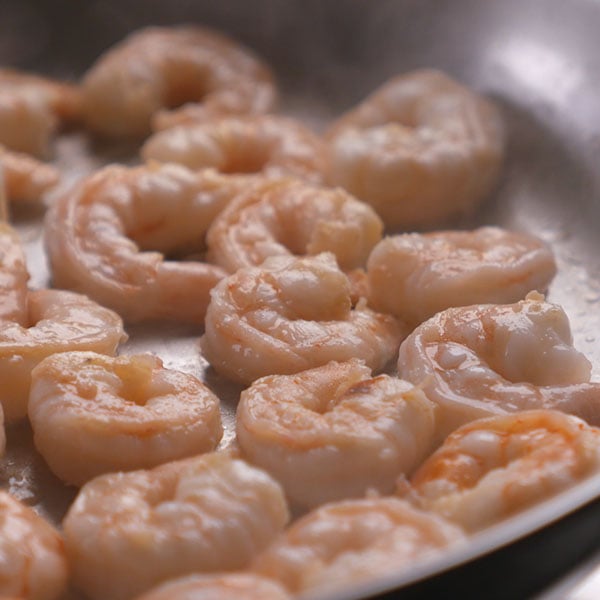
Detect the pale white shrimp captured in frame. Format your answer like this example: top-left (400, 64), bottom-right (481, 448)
top-left (409, 410), bottom-right (600, 532)
top-left (82, 26), bottom-right (277, 138)
top-left (142, 115), bottom-right (326, 184)
top-left (367, 226), bottom-right (557, 326)
top-left (44, 163), bottom-right (254, 323)
top-left (201, 253), bottom-right (404, 385)
top-left (326, 69), bottom-right (505, 229)
top-left (206, 177), bottom-right (383, 274)
top-left (397, 291), bottom-right (600, 442)
top-left (0, 491), bottom-right (68, 600)
top-left (237, 359), bottom-right (435, 510)
top-left (63, 452), bottom-right (289, 600)
top-left (252, 496), bottom-right (464, 596)
top-left (28, 351), bottom-right (222, 486)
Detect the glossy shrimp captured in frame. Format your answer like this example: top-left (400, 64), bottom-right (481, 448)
top-left (82, 26), bottom-right (277, 137)
top-left (28, 351), bottom-right (222, 486)
top-left (367, 226), bottom-right (557, 326)
top-left (63, 452), bottom-right (289, 600)
top-left (237, 359), bottom-right (435, 510)
top-left (201, 253), bottom-right (405, 385)
top-left (326, 69), bottom-right (505, 228)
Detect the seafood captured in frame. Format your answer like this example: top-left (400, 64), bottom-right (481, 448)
top-left (0, 223), bottom-right (28, 326)
top-left (367, 226), bottom-right (557, 326)
top-left (82, 26), bottom-right (276, 137)
top-left (63, 452), bottom-right (289, 600)
top-left (410, 410), bottom-right (600, 531)
top-left (28, 351), bottom-right (222, 486)
top-left (201, 253), bottom-right (404, 385)
top-left (326, 69), bottom-right (505, 228)
top-left (237, 359), bottom-right (435, 510)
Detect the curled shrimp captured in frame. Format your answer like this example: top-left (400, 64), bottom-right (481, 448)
top-left (397, 291), bottom-right (600, 442)
top-left (201, 253), bottom-right (404, 385)
top-left (326, 69), bottom-right (505, 229)
top-left (44, 163), bottom-right (254, 323)
top-left (82, 26), bottom-right (277, 138)
top-left (237, 359), bottom-right (435, 510)
top-left (142, 115), bottom-right (326, 184)
top-left (0, 491), bottom-right (68, 600)
top-left (367, 226), bottom-right (557, 326)
top-left (28, 351), bottom-right (222, 486)
top-left (63, 452), bottom-right (289, 600)
top-left (252, 496), bottom-right (464, 596)
top-left (409, 410), bottom-right (600, 531)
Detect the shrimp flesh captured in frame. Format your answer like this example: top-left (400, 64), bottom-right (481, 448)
top-left (142, 115), bottom-right (326, 185)
top-left (326, 69), bottom-right (505, 229)
top-left (63, 452), bottom-right (289, 600)
top-left (28, 351), bottom-right (222, 486)
top-left (409, 410), bottom-right (600, 531)
top-left (201, 253), bottom-right (405, 385)
top-left (367, 226), bottom-right (557, 326)
top-left (237, 359), bottom-right (435, 510)
top-left (0, 223), bottom-right (29, 326)
top-left (0, 491), bottom-right (68, 600)
top-left (82, 26), bottom-right (277, 138)
top-left (397, 291), bottom-right (600, 442)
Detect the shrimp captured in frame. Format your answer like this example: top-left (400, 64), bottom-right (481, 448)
top-left (206, 177), bottom-right (383, 274)
top-left (44, 163), bottom-right (255, 323)
top-left (409, 410), bottom-right (600, 531)
top-left (326, 69), bottom-right (505, 229)
top-left (397, 291), bottom-right (600, 442)
top-left (63, 452), bottom-right (289, 600)
top-left (28, 351), bottom-right (223, 486)
top-left (237, 359), bottom-right (435, 510)
top-left (200, 253), bottom-right (405, 385)
top-left (0, 491), bottom-right (68, 600)
top-left (367, 226), bottom-right (557, 326)
top-left (252, 496), bottom-right (464, 596)
top-left (82, 26), bottom-right (277, 138)
top-left (0, 223), bottom-right (28, 326)
top-left (141, 115), bottom-right (326, 185)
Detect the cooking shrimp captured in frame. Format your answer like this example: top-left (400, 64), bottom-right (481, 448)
top-left (367, 226), bottom-right (557, 326)
top-left (397, 291), bottom-right (600, 442)
top-left (82, 26), bottom-right (277, 138)
top-left (0, 491), bottom-right (68, 600)
top-left (206, 177), bottom-right (383, 274)
top-left (29, 351), bottom-right (222, 486)
top-left (63, 452), bottom-right (289, 600)
top-left (45, 163), bottom-right (254, 323)
top-left (409, 410), bottom-right (600, 531)
top-left (326, 69), bottom-right (505, 229)
top-left (252, 497), bottom-right (464, 596)
top-left (142, 115), bottom-right (326, 184)
top-left (201, 253), bottom-right (404, 385)
top-left (237, 359), bottom-right (435, 510)
top-left (0, 223), bottom-right (28, 326)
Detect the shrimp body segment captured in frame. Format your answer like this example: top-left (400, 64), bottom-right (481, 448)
top-left (28, 351), bottom-right (222, 486)
top-left (0, 223), bottom-right (29, 326)
top-left (201, 253), bottom-right (404, 385)
top-left (326, 69), bottom-right (505, 228)
top-left (237, 359), bottom-right (435, 510)
top-left (63, 453), bottom-right (289, 600)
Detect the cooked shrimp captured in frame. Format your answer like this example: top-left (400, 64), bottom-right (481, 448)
top-left (63, 452), bottom-right (289, 600)
top-left (237, 359), bottom-right (435, 510)
top-left (142, 115), bottom-right (326, 184)
top-left (201, 253), bottom-right (404, 385)
top-left (44, 163), bottom-right (254, 323)
top-left (0, 223), bottom-right (28, 326)
top-left (82, 26), bottom-right (276, 138)
top-left (409, 410), bottom-right (600, 531)
top-left (397, 292), bottom-right (600, 442)
top-left (29, 351), bottom-right (222, 486)
top-left (0, 491), bottom-right (68, 600)
top-left (206, 177), bottom-right (383, 274)
top-left (367, 226), bottom-right (557, 326)
top-left (326, 69), bottom-right (505, 228)
top-left (252, 496), bottom-right (464, 596)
